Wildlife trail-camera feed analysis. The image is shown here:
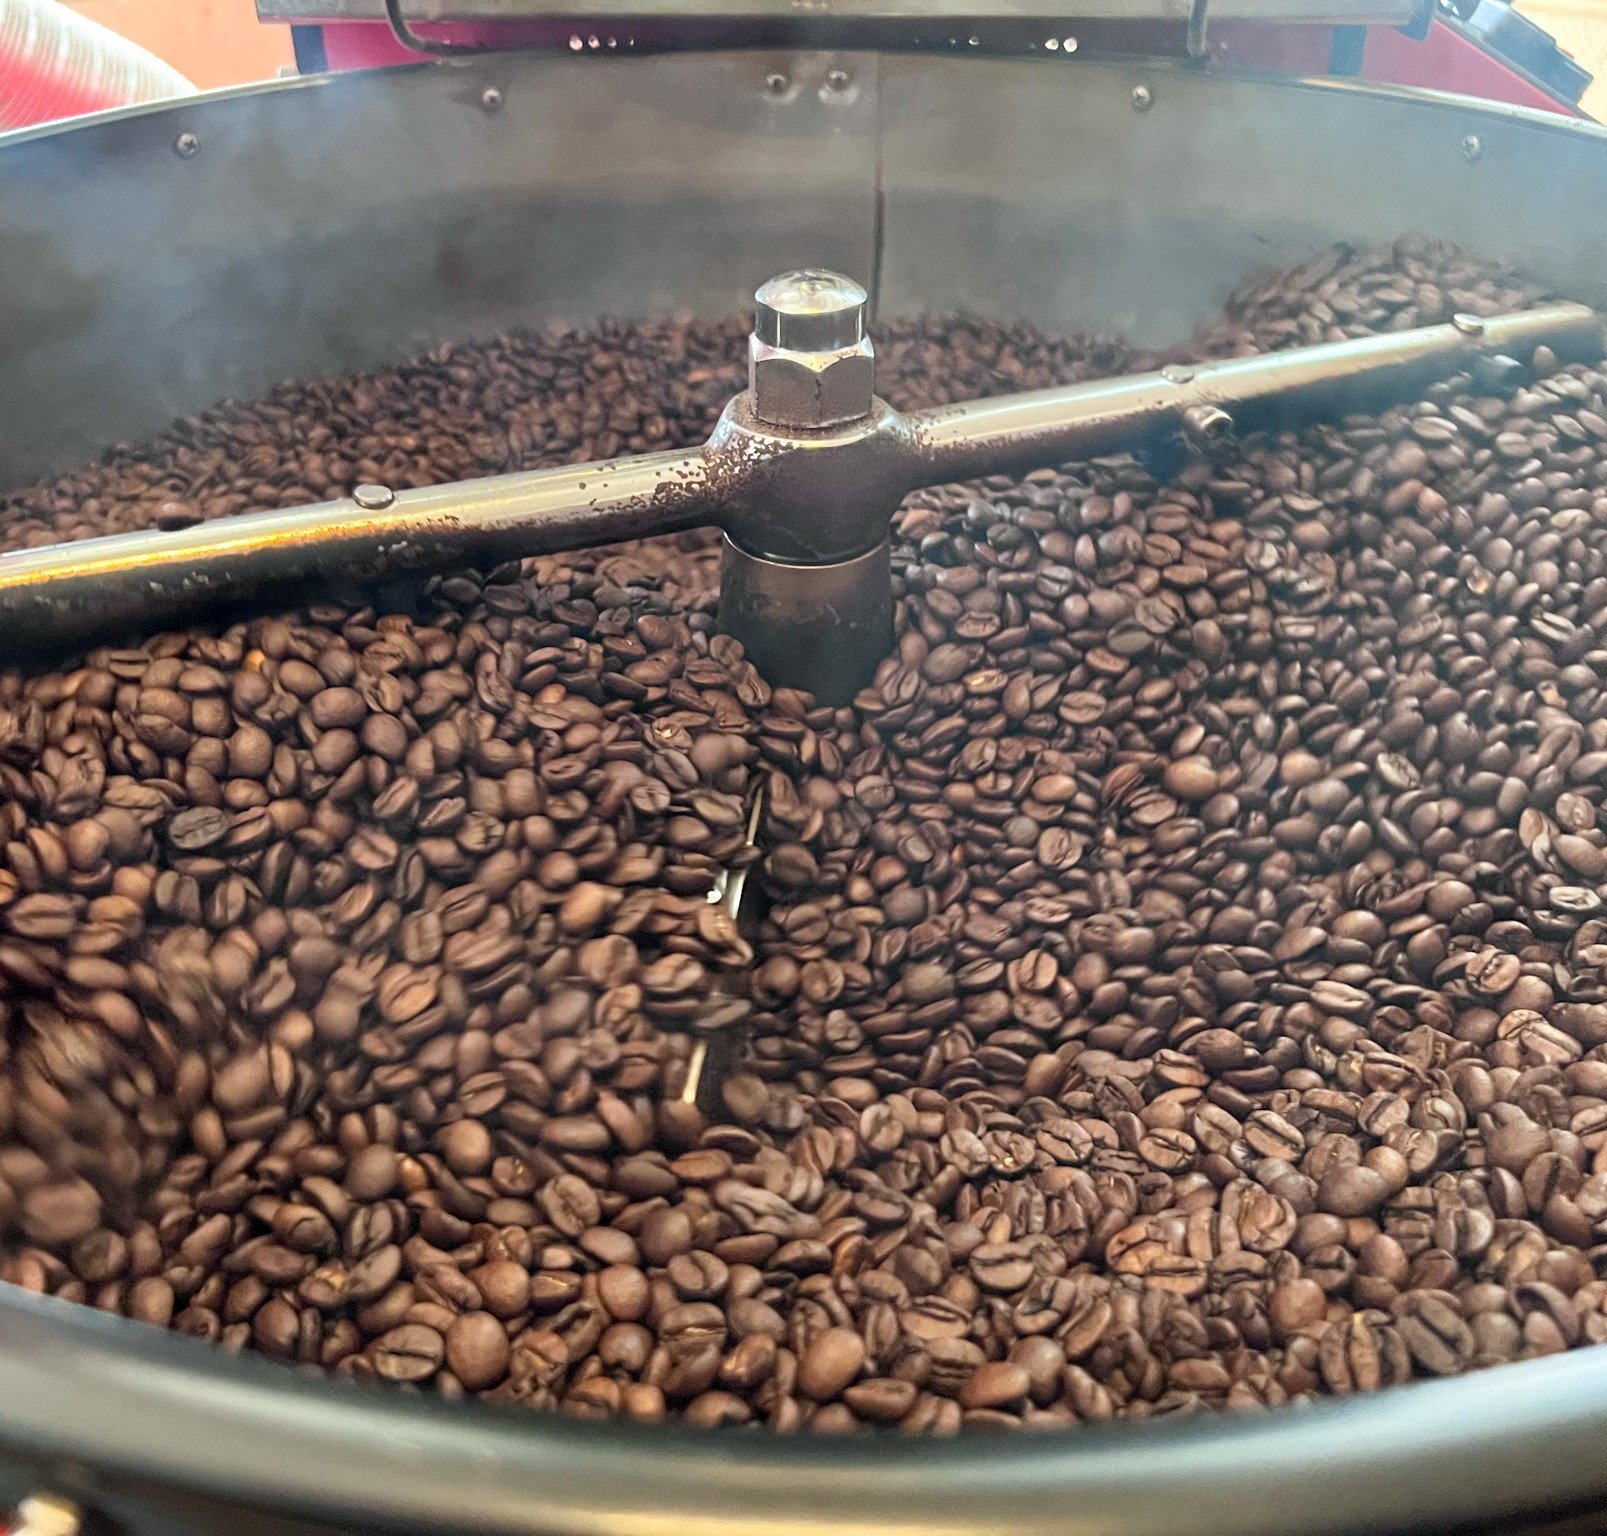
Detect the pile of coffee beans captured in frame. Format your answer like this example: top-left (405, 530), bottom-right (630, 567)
top-left (3, 235), bottom-right (1607, 1433)
top-left (1171, 234), bottom-right (1548, 359)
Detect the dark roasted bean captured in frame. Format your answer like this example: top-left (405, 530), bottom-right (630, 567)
top-left (1, 235), bottom-right (1598, 1434)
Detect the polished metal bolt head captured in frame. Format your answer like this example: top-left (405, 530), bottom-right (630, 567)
top-left (750, 270), bottom-right (874, 429)
top-left (1131, 84), bottom-right (1154, 112)
top-left (173, 131), bottom-right (199, 159)
top-left (754, 270), bottom-right (868, 352)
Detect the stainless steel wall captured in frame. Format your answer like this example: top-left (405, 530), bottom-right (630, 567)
top-left (0, 50), bottom-right (1603, 487)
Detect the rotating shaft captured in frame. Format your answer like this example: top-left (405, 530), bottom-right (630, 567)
top-left (0, 287), bottom-right (1598, 702)
top-left (0, 449), bottom-right (714, 645)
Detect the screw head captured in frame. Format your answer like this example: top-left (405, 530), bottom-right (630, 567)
top-left (754, 270), bottom-right (867, 352)
top-left (1452, 312), bottom-right (1486, 337)
top-left (480, 85), bottom-right (504, 113)
top-left (1131, 84), bottom-right (1154, 112)
top-left (764, 71), bottom-right (790, 95)
top-left (173, 131), bottom-right (199, 159)
top-left (353, 483), bottom-right (396, 511)
top-left (1461, 132), bottom-right (1483, 162)
top-left (824, 68), bottom-right (851, 92)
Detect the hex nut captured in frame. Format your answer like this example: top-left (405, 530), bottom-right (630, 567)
top-left (749, 336), bottom-right (875, 429)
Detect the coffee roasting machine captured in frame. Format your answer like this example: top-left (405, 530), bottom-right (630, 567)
top-left (4, 0), bottom-right (1607, 1531)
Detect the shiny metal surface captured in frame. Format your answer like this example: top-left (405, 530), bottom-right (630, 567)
top-left (5, 58), bottom-right (1607, 488)
top-left (748, 270), bottom-right (877, 429)
top-left (0, 450), bottom-right (711, 649)
top-left (753, 269), bottom-right (868, 350)
top-left (3, 1284), bottom-right (1607, 1536)
top-left (732, 268), bottom-right (882, 688)
top-left (906, 299), bottom-right (1604, 482)
top-left (873, 64), bottom-right (1607, 346)
top-left (717, 536), bottom-right (893, 703)
top-left (681, 789), bottom-right (765, 1111)
top-left (0, 302), bottom-right (1591, 653)
top-left (0, 51), bottom-right (879, 489)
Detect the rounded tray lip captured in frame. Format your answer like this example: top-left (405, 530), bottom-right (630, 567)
top-left (0, 49), bottom-right (1604, 155)
top-left (3, 1284), bottom-right (1607, 1534)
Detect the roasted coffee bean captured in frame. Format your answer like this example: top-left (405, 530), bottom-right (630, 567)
top-left (371, 1323), bottom-right (445, 1383)
top-left (4, 236), bottom-right (1604, 1434)
top-left (446, 1311), bottom-right (511, 1390)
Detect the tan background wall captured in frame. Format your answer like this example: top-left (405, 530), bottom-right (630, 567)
top-left (50, 0), bottom-right (1607, 114)
top-left (63, 0), bottom-right (292, 91)
top-left (1520, 0), bottom-right (1607, 119)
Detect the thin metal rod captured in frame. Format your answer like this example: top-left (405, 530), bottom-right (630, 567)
top-left (0, 448), bottom-right (712, 647)
top-left (906, 302), bottom-right (1603, 484)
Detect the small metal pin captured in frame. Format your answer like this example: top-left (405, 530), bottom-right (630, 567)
top-left (679, 1037), bottom-right (711, 1108)
top-left (173, 131), bottom-right (199, 159)
top-left (1473, 352), bottom-right (1525, 392)
top-left (1181, 403), bottom-right (1234, 448)
top-left (480, 85), bottom-right (504, 113)
top-left (679, 790), bottom-right (764, 1112)
top-left (1131, 84), bottom-right (1154, 112)
top-left (353, 483), bottom-right (396, 511)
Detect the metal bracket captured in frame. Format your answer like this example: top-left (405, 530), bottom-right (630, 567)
top-left (383, 0), bottom-right (492, 54)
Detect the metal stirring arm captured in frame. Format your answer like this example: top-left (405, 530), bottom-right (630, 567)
top-left (0, 277), bottom-right (1597, 702)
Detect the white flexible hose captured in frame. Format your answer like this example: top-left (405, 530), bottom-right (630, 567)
top-left (0, 0), bottom-right (193, 132)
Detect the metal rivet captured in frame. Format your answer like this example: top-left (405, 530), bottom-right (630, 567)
top-left (173, 131), bottom-right (199, 159)
top-left (764, 71), bottom-right (790, 95)
top-left (1452, 312), bottom-right (1486, 337)
top-left (1161, 364), bottom-right (1195, 384)
top-left (1461, 132), bottom-right (1482, 162)
top-left (824, 68), bottom-right (851, 92)
top-left (480, 85), bottom-right (503, 113)
top-left (1132, 84), bottom-right (1154, 111)
top-left (353, 484), bottom-right (396, 511)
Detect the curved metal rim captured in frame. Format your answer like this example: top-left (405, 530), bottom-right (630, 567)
top-left (1, 47), bottom-right (1604, 156)
top-left (4, 1283), bottom-right (1607, 1533)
